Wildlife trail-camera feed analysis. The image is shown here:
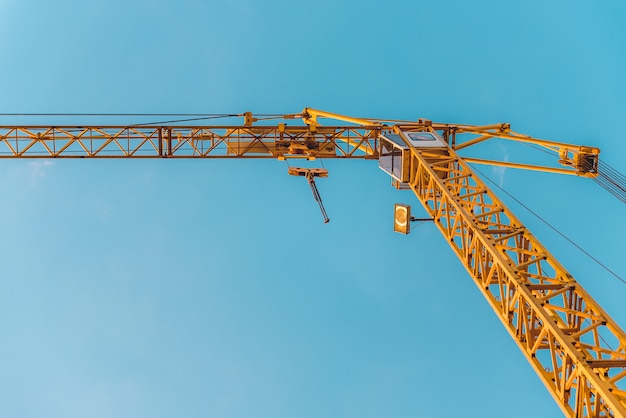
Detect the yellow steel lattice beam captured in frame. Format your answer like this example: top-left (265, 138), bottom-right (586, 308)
top-left (399, 133), bottom-right (626, 417)
top-left (0, 125), bottom-right (380, 159)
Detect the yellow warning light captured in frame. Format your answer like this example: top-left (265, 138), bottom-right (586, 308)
top-left (394, 204), bottom-right (411, 234)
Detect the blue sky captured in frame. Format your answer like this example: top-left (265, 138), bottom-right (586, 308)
top-left (0, 1), bottom-right (625, 417)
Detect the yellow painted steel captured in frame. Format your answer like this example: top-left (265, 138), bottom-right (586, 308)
top-left (401, 136), bottom-right (626, 418)
top-left (445, 123), bottom-right (600, 177)
top-left (0, 125), bottom-right (380, 159)
top-left (302, 107), bottom-right (381, 127)
top-left (460, 157), bottom-right (594, 176)
top-left (0, 110), bottom-right (621, 417)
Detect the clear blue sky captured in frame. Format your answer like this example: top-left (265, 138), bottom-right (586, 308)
top-left (1, 1), bottom-right (625, 417)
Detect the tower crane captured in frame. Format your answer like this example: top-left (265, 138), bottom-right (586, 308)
top-left (1, 109), bottom-right (625, 417)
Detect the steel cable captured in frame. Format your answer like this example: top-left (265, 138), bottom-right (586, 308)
top-left (526, 143), bottom-right (626, 204)
top-left (595, 160), bottom-right (626, 204)
top-left (474, 166), bottom-right (626, 286)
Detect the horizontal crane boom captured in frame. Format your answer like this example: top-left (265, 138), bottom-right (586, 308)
top-left (0, 125), bottom-right (379, 159)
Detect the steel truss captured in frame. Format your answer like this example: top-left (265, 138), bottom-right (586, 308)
top-left (0, 109), bottom-right (622, 417)
top-left (0, 126), bottom-right (379, 159)
top-left (405, 140), bottom-right (626, 417)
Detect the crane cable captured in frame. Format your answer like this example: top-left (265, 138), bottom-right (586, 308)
top-left (0, 112), bottom-right (311, 130)
top-left (129, 115), bottom-right (239, 126)
top-left (526, 143), bottom-right (626, 205)
top-left (0, 113), bottom-right (287, 117)
top-left (589, 159), bottom-right (626, 204)
top-left (474, 166), bottom-right (626, 286)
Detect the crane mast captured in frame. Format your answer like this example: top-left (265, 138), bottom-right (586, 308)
top-left (1, 110), bottom-right (624, 417)
top-left (405, 137), bottom-right (626, 417)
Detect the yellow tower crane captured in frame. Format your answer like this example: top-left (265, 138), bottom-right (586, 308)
top-left (0, 109), bottom-right (624, 417)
